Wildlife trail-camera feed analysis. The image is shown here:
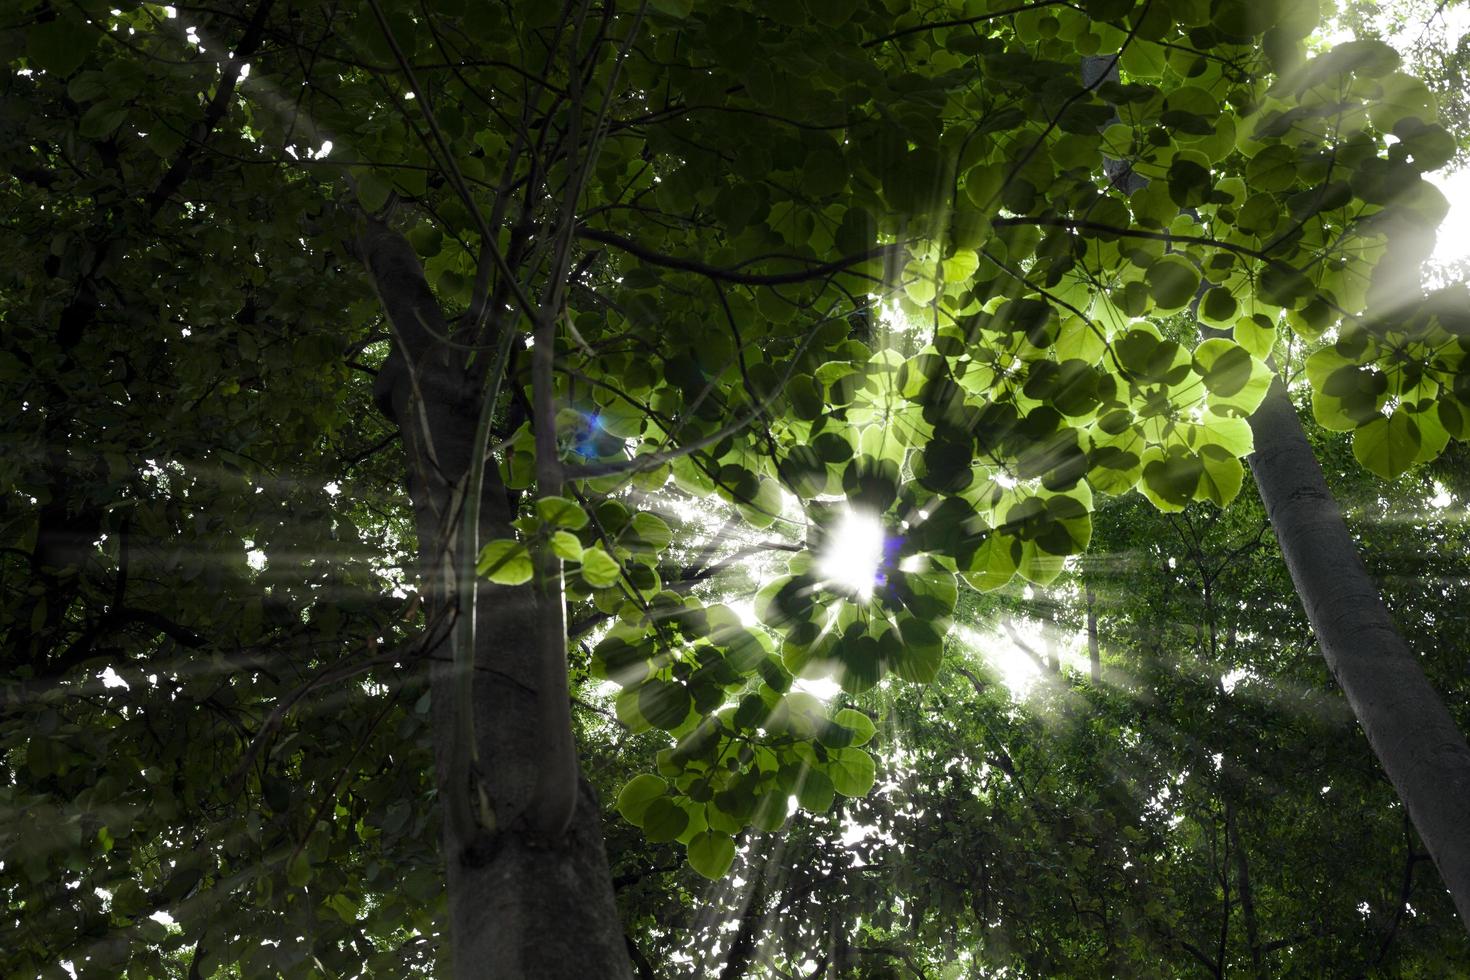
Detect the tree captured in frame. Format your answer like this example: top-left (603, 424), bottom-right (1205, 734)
top-left (5, 0), bottom-right (1470, 977)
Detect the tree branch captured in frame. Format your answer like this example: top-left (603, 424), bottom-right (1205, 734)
top-left (576, 226), bottom-right (899, 286)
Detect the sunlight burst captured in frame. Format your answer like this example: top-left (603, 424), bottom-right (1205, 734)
top-left (816, 509), bottom-right (886, 600)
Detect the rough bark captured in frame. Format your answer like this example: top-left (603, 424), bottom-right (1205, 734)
top-left (1246, 380), bottom-right (1470, 929)
top-left (360, 221), bottom-right (632, 977)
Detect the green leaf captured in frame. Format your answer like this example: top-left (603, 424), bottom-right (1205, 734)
top-left (1145, 254), bottom-right (1201, 311)
top-left (536, 495), bottom-right (589, 529)
top-left (1233, 314), bottom-right (1277, 360)
top-left (1195, 340), bottom-right (1253, 396)
top-left (1140, 448), bottom-right (1202, 512)
top-left (287, 853), bottom-right (311, 888)
top-left (1194, 338), bottom-right (1272, 416)
top-left (1196, 447), bottom-right (1245, 507)
top-left (579, 544), bottom-right (621, 588)
top-left (832, 708), bottom-right (877, 747)
top-left (78, 103), bottom-right (128, 140)
top-left (1352, 410), bottom-right (1421, 480)
top-left (616, 774), bottom-right (668, 826)
top-left (1199, 287), bottom-right (1238, 327)
top-left (828, 747), bottom-right (876, 798)
top-left (629, 511), bottom-right (672, 552)
top-left (615, 688), bottom-right (652, 733)
top-left (1245, 144), bottom-right (1297, 192)
top-left (638, 679), bottom-right (692, 730)
top-left (550, 530), bottom-right (583, 562)
top-left (476, 539), bottom-right (533, 585)
top-left (26, 15), bottom-right (97, 77)
top-left (962, 533), bottom-right (1020, 592)
top-left (750, 791), bottom-right (790, 833)
top-left (796, 768), bottom-right (835, 813)
top-left (1413, 407), bottom-right (1451, 463)
top-left (893, 618), bottom-right (944, 683)
top-left (355, 171), bottom-right (393, 213)
top-left (642, 798), bottom-right (690, 843)
top-left (686, 831), bottom-right (736, 879)
top-left (327, 893), bottom-right (359, 923)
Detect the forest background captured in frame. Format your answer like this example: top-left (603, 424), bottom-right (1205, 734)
top-left (5, 0), bottom-right (1470, 977)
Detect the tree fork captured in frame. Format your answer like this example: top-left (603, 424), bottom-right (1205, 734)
top-left (359, 221), bottom-right (631, 978)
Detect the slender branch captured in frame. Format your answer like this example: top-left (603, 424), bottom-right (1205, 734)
top-left (862, 0), bottom-right (1071, 47)
top-left (576, 226), bottom-right (900, 286)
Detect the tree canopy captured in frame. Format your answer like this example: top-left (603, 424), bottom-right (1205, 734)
top-left (3, 0), bottom-right (1470, 976)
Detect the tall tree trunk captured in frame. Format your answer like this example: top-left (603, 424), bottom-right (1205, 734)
top-left (1247, 380), bottom-right (1470, 929)
top-left (360, 221), bottom-right (632, 977)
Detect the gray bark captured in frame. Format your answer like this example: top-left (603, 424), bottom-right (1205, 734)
top-left (361, 220), bottom-right (632, 977)
top-left (1246, 380), bottom-right (1470, 930)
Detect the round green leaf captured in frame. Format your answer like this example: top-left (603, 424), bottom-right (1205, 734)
top-left (796, 767), bottom-right (835, 813)
top-left (828, 747), bottom-right (876, 798)
top-left (1352, 410), bottom-right (1421, 480)
top-left (638, 679), bottom-right (692, 731)
top-left (26, 15), bottom-right (97, 77)
top-left (832, 708), bottom-right (877, 746)
top-left (476, 539), bottom-right (533, 585)
top-left (642, 797), bottom-right (689, 843)
top-left (1145, 254), bottom-right (1201, 311)
top-left (686, 830), bottom-right (736, 879)
top-left (550, 530), bottom-right (583, 562)
top-left (616, 774), bottom-right (668, 827)
top-left (579, 544), bottom-right (621, 588)
top-left (536, 496), bottom-right (589, 529)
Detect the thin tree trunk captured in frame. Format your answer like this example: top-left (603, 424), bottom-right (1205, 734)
top-left (1225, 796), bottom-right (1264, 978)
top-left (1085, 586), bottom-right (1100, 686)
top-left (1246, 379), bottom-right (1470, 929)
top-left (361, 221), bottom-right (632, 977)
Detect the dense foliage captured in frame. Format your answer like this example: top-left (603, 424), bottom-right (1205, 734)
top-left (3, 0), bottom-right (1469, 976)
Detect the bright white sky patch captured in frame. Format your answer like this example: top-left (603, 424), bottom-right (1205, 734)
top-left (98, 666), bottom-right (129, 690)
top-left (1220, 667), bottom-right (1251, 694)
top-left (1427, 167), bottom-right (1470, 266)
top-left (816, 509), bottom-right (886, 600)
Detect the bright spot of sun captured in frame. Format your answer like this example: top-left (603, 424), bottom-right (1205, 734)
top-left (792, 676), bottom-right (842, 702)
top-left (817, 509), bottom-right (886, 600)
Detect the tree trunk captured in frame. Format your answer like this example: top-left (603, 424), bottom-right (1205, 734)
top-left (1246, 380), bottom-right (1470, 929)
top-left (360, 221), bottom-right (632, 977)
top-left (1085, 586), bottom-right (1100, 686)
